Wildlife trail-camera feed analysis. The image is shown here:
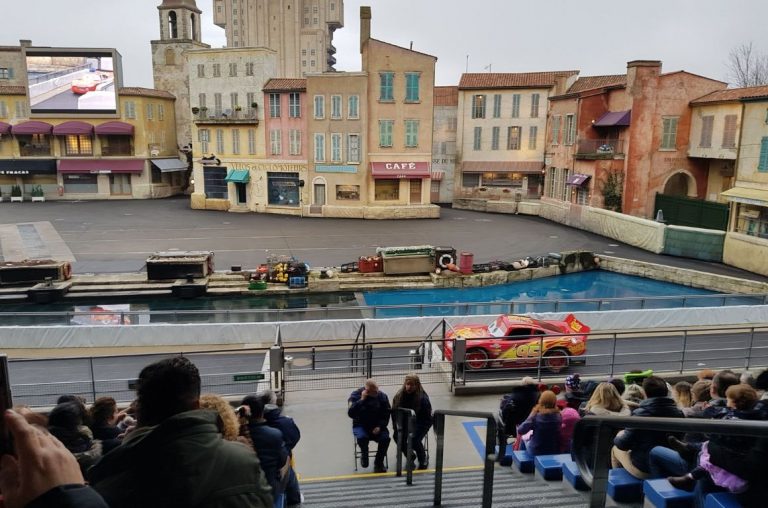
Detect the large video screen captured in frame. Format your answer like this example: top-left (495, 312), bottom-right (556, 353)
top-left (24, 48), bottom-right (121, 115)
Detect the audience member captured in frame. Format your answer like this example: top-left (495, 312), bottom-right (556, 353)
top-left (0, 410), bottom-right (109, 508)
top-left (199, 393), bottom-right (242, 442)
top-left (497, 376), bottom-right (539, 464)
top-left (516, 390), bottom-right (562, 457)
top-left (556, 399), bottom-right (580, 453)
top-left (88, 356), bottom-right (273, 508)
top-left (241, 396), bottom-right (291, 507)
top-left (739, 371), bottom-right (755, 388)
top-left (683, 380), bottom-right (712, 418)
top-left (608, 377), bottom-right (626, 396)
top-left (621, 383), bottom-right (646, 410)
top-left (704, 371), bottom-right (741, 418)
top-left (584, 382), bottom-right (631, 417)
top-left (612, 376), bottom-right (684, 479)
top-left (673, 381), bottom-right (693, 409)
top-left (755, 369), bottom-right (768, 399)
top-left (391, 374), bottom-right (433, 470)
top-left (47, 401), bottom-right (102, 476)
top-left (257, 390), bottom-right (303, 507)
top-left (697, 369), bottom-right (716, 381)
top-left (564, 374), bottom-right (586, 409)
top-left (88, 397), bottom-right (123, 454)
top-left (348, 379), bottom-right (391, 473)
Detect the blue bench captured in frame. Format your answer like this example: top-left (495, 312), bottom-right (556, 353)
top-left (511, 450), bottom-right (534, 473)
top-left (496, 443), bottom-right (514, 466)
top-left (643, 479), bottom-right (695, 508)
top-left (534, 454), bottom-right (572, 481)
top-left (562, 460), bottom-right (589, 491)
top-left (607, 468), bottom-right (644, 503)
top-left (704, 493), bottom-right (742, 508)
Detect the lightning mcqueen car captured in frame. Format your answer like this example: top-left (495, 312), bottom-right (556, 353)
top-left (443, 314), bottom-right (589, 373)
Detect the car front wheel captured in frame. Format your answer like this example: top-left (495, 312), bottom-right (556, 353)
top-left (543, 348), bottom-right (570, 373)
top-left (465, 348), bottom-right (489, 370)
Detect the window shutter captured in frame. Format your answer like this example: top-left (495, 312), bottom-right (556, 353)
top-left (722, 115), bottom-right (737, 148)
top-left (758, 137), bottom-right (768, 172)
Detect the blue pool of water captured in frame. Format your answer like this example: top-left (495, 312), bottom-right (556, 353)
top-left (361, 271), bottom-right (752, 318)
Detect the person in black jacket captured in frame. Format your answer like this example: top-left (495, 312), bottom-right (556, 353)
top-left (496, 376), bottom-right (539, 465)
top-left (258, 390), bottom-right (302, 506)
top-left (88, 397), bottom-right (124, 455)
top-left (707, 436), bottom-right (768, 508)
top-left (242, 395), bottom-right (291, 502)
top-left (0, 409), bottom-right (109, 508)
top-left (348, 379), bottom-right (391, 473)
top-left (391, 374), bottom-right (432, 470)
top-left (612, 376), bottom-right (684, 478)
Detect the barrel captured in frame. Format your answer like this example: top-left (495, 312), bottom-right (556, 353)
top-left (459, 252), bottom-right (474, 275)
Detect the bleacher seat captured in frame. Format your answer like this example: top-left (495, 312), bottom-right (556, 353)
top-left (643, 479), bottom-right (695, 508)
top-left (704, 492), bottom-right (742, 508)
top-left (534, 454), bottom-right (572, 481)
top-left (606, 468), bottom-right (644, 503)
top-left (496, 443), bottom-right (514, 466)
top-left (562, 460), bottom-right (589, 491)
top-left (511, 450), bottom-right (534, 473)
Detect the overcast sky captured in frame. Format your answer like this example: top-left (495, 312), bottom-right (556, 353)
top-left (3, 0), bottom-right (767, 88)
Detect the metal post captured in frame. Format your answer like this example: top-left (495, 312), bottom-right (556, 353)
top-left (536, 336), bottom-right (544, 381)
top-left (89, 357), bottom-right (97, 403)
top-left (680, 330), bottom-right (688, 374)
top-left (588, 424), bottom-right (615, 508)
top-left (433, 413), bottom-right (445, 506)
top-left (366, 344), bottom-right (373, 379)
top-left (396, 411), bottom-right (404, 477)
top-left (481, 418), bottom-right (496, 508)
top-left (406, 412), bottom-right (415, 485)
top-left (745, 327), bottom-right (755, 370)
top-left (311, 347), bottom-right (316, 371)
top-left (609, 333), bottom-right (618, 378)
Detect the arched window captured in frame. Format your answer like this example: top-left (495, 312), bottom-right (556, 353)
top-left (165, 48), bottom-right (176, 66)
top-left (168, 11), bottom-right (178, 39)
top-left (190, 14), bottom-right (196, 40)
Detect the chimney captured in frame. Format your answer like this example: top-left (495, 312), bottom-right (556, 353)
top-left (626, 60), bottom-right (662, 93)
top-left (360, 6), bottom-right (371, 53)
top-left (19, 39), bottom-right (32, 48)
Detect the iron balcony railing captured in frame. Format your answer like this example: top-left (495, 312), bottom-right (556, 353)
top-left (576, 138), bottom-right (625, 158)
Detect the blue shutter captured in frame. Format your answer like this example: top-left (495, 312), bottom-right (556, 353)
top-left (759, 137), bottom-right (768, 172)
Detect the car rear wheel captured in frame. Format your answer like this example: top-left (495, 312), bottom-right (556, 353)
top-left (544, 348), bottom-right (570, 373)
top-left (465, 348), bottom-right (489, 370)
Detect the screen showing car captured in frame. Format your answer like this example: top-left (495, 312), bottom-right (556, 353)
top-left (24, 49), bottom-right (120, 114)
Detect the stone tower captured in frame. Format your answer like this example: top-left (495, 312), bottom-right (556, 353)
top-left (151, 0), bottom-right (210, 149)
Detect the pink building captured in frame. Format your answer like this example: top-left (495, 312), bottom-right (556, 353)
top-left (263, 79), bottom-right (308, 161)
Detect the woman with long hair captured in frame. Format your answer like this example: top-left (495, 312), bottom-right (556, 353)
top-left (673, 381), bottom-right (693, 409)
top-left (516, 390), bottom-right (562, 457)
top-left (584, 382), bottom-right (631, 416)
top-left (391, 374), bottom-right (432, 470)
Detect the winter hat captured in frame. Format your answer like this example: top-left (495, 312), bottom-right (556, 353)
top-left (565, 374), bottom-right (581, 392)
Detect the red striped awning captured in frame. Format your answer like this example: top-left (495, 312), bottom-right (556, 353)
top-left (95, 121), bottom-right (134, 135)
top-left (59, 159), bottom-right (144, 174)
top-left (53, 121), bottom-right (94, 136)
top-left (431, 171), bottom-right (444, 181)
top-left (0, 122), bottom-right (11, 135)
top-left (370, 162), bottom-right (430, 179)
top-left (11, 121), bottom-right (53, 135)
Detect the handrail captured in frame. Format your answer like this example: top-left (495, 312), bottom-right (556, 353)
top-left (572, 415), bottom-right (768, 508)
top-left (394, 407), bottom-right (417, 484)
top-left (432, 410), bottom-right (496, 508)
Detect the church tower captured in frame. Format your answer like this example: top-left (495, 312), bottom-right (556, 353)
top-left (151, 0), bottom-right (210, 149)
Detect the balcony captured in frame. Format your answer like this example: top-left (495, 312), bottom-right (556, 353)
top-left (19, 144), bottom-right (52, 157)
top-left (193, 108), bottom-right (259, 125)
top-left (575, 139), bottom-right (625, 160)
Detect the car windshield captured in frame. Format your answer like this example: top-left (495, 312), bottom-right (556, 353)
top-left (487, 319), bottom-right (505, 338)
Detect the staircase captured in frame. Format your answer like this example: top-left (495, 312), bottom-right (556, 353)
top-left (299, 467), bottom-right (589, 507)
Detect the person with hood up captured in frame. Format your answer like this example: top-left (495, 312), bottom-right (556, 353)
top-left (391, 374), bottom-right (432, 470)
top-left (496, 376), bottom-right (539, 464)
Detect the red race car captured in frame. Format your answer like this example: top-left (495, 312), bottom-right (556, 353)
top-left (443, 314), bottom-right (589, 373)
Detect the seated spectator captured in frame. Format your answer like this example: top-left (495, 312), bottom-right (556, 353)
top-left (673, 381), bottom-right (693, 410)
top-left (707, 435), bottom-right (768, 507)
top-left (609, 377), bottom-right (626, 397)
top-left (47, 401), bottom-right (102, 476)
top-left (683, 380), bottom-right (712, 418)
top-left (667, 384), bottom-right (760, 493)
top-left (697, 369), bottom-right (716, 381)
top-left (199, 393), bottom-right (244, 443)
top-left (584, 382), bottom-right (631, 417)
top-left (740, 371), bottom-right (756, 388)
top-left (241, 396), bottom-right (291, 506)
top-left (564, 374), bottom-right (586, 409)
top-left (704, 370), bottom-right (741, 418)
top-left (348, 379), bottom-right (391, 473)
top-left (621, 383), bottom-right (646, 410)
top-left (88, 397), bottom-right (124, 454)
top-left (756, 369), bottom-right (768, 399)
top-left (497, 376), bottom-right (539, 464)
top-left (612, 376), bottom-right (684, 479)
top-left (88, 356), bottom-right (273, 508)
top-left (556, 399), bottom-right (580, 453)
top-left (258, 390), bottom-right (303, 506)
top-left (517, 390), bottom-right (562, 457)
top-left (391, 374), bottom-right (433, 470)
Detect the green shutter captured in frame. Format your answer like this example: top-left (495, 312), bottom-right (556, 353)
top-left (758, 137), bottom-right (768, 172)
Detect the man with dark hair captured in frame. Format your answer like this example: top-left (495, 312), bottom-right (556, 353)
top-left (257, 390), bottom-right (302, 506)
top-left (704, 370), bottom-right (741, 418)
top-left (612, 375), bottom-right (684, 478)
top-left (88, 357), bottom-right (273, 508)
top-left (348, 379), bottom-right (391, 473)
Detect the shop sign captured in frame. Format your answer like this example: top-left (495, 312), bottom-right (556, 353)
top-left (230, 162), bottom-right (305, 173)
top-left (315, 165), bottom-right (357, 173)
top-left (0, 170), bottom-right (30, 175)
top-left (370, 161), bottom-right (430, 179)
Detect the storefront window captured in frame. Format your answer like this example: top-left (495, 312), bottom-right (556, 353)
top-left (374, 179), bottom-right (399, 200)
top-left (336, 185), bottom-right (359, 201)
top-left (62, 135), bottom-right (93, 156)
top-left (268, 172), bottom-right (300, 206)
top-left (18, 134), bottom-right (51, 156)
top-left (62, 173), bottom-right (98, 193)
top-left (462, 174), bottom-right (480, 187)
top-left (736, 203), bottom-right (768, 238)
top-left (203, 167), bottom-right (227, 199)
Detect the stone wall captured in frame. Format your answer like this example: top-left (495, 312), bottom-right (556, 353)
top-left (723, 233), bottom-right (768, 277)
top-left (663, 226), bottom-right (725, 262)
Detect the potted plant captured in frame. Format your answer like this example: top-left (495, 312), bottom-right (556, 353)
top-left (250, 102), bottom-right (258, 109)
top-left (191, 107), bottom-right (200, 115)
top-left (31, 185), bottom-right (45, 202)
top-left (234, 105), bottom-right (242, 112)
top-left (11, 184), bottom-right (22, 203)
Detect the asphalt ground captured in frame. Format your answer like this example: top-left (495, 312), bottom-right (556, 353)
top-left (1, 196), bottom-right (765, 282)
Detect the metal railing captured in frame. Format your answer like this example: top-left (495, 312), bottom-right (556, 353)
top-left (576, 138), bottom-right (625, 157)
top-left (432, 410), bottom-right (496, 508)
top-left (2, 292), bottom-right (765, 326)
top-left (394, 407), bottom-right (417, 485)
top-left (572, 416), bottom-right (768, 507)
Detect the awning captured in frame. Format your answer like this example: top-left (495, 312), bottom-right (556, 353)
top-left (94, 121), bottom-right (134, 136)
top-left (566, 173), bottom-right (591, 186)
top-left (225, 169), bottom-right (250, 183)
top-left (52, 121), bottom-right (94, 136)
top-left (370, 162), bottom-right (430, 179)
top-left (593, 110), bottom-right (631, 127)
top-left (461, 161), bottom-right (544, 174)
top-left (721, 187), bottom-right (768, 206)
top-left (0, 159), bottom-right (57, 176)
top-left (0, 122), bottom-right (11, 135)
top-left (431, 170), bottom-right (444, 181)
top-left (11, 121), bottom-right (53, 135)
top-left (58, 159), bottom-right (145, 174)
top-left (151, 158), bottom-right (189, 173)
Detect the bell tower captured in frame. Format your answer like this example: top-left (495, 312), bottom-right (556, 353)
top-left (151, 0), bottom-right (209, 150)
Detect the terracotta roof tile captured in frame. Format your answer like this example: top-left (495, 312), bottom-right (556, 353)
top-left (0, 85), bottom-right (26, 95)
top-left (567, 75), bottom-right (627, 94)
top-left (263, 78), bottom-right (307, 92)
top-left (119, 87), bottom-right (176, 99)
top-left (458, 71), bottom-right (578, 90)
top-left (691, 85), bottom-right (768, 104)
top-left (434, 86), bottom-right (458, 106)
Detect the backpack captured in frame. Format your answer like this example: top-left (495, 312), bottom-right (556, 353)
top-left (499, 395), bottom-right (517, 434)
